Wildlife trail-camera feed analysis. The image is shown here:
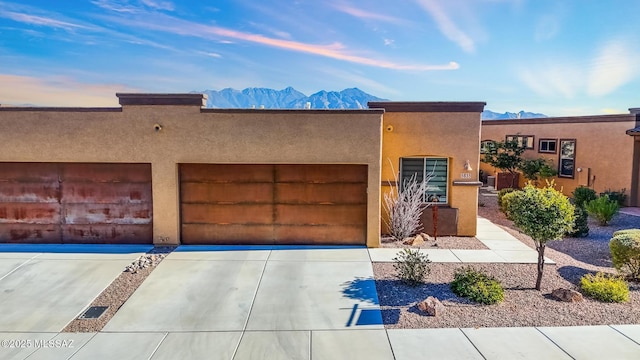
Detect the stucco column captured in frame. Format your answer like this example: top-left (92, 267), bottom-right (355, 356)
top-left (152, 160), bottom-right (180, 245)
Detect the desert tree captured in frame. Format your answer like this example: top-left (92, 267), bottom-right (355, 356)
top-left (482, 138), bottom-right (526, 188)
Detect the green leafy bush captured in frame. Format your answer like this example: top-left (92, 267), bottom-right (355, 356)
top-left (393, 248), bottom-right (431, 286)
top-left (580, 272), bottom-right (629, 303)
top-left (609, 229), bottom-right (640, 280)
top-left (567, 206), bottom-right (589, 238)
top-left (572, 186), bottom-right (597, 208)
top-left (505, 182), bottom-right (575, 290)
top-left (585, 195), bottom-right (619, 226)
top-left (450, 266), bottom-right (504, 305)
top-left (497, 188), bottom-right (516, 214)
top-left (600, 188), bottom-right (627, 207)
top-left (519, 158), bottom-right (557, 185)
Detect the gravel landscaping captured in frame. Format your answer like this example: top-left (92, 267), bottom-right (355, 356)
top-left (373, 188), bottom-right (640, 329)
top-left (380, 234), bottom-right (488, 250)
top-left (62, 246), bottom-right (175, 333)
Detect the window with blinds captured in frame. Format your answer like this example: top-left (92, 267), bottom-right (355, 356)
top-left (400, 157), bottom-right (448, 203)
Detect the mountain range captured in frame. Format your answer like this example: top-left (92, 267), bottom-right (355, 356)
top-left (196, 87), bottom-right (547, 119)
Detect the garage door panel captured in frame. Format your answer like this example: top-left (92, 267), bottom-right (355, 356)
top-left (181, 183), bottom-right (274, 203)
top-left (61, 163), bottom-right (152, 183)
top-left (274, 225), bottom-right (365, 245)
top-left (61, 183), bottom-right (153, 204)
top-left (181, 224), bottom-right (275, 245)
top-left (275, 183), bottom-right (366, 204)
top-left (0, 224), bottom-right (61, 243)
top-left (0, 182), bottom-right (61, 203)
top-left (62, 224), bottom-right (153, 244)
top-left (182, 204), bottom-right (273, 224)
top-left (275, 204), bottom-right (366, 226)
top-left (276, 164), bottom-right (367, 183)
top-left (64, 204), bottom-right (152, 225)
top-left (180, 164), bottom-right (274, 183)
top-left (0, 163), bottom-right (60, 182)
top-left (0, 203), bottom-right (61, 224)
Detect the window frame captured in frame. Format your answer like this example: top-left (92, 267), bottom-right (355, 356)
top-left (558, 139), bottom-right (576, 178)
top-left (480, 140), bottom-right (494, 154)
top-left (399, 157), bottom-right (449, 205)
top-left (506, 135), bottom-right (535, 149)
top-left (538, 138), bottom-right (557, 154)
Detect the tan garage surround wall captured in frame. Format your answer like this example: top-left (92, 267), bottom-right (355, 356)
top-left (480, 114), bottom-right (636, 204)
top-left (369, 102), bottom-right (485, 237)
top-left (0, 96), bottom-right (384, 246)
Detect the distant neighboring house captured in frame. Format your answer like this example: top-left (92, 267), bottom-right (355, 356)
top-left (0, 94), bottom-right (485, 246)
top-left (480, 109), bottom-right (640, 206)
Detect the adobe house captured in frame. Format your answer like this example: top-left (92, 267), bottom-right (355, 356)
top-left (480, 109), bottom-right (640, 206)
top-left (0, 94), bottom-right (484, 246)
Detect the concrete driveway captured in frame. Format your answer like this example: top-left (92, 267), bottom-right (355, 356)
top-left (0, 244), bottom-right (152, 332)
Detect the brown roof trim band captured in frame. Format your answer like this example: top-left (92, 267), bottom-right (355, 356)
top-left (0, 107), bottom-right (122, 112)
top-left (117, 93), bottom-right (207, 106)
top-left (368, 101), bottom-right (486, 113)
top-left (483, 114), bottom-right (634, 125)
top-left (201, 108), bottom-right (384, 114)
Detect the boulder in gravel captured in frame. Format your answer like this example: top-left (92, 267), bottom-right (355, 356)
top-left (417, 296), bottom-right (445, 316)
top-left (551, 288), bottom-right (583, 303)
top-left (403, 234), bottom-right (425, 246)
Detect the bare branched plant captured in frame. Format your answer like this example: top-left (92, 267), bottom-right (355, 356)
top-left (383, 160), bottom-right (433, 241)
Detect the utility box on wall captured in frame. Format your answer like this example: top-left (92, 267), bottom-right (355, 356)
top-left (420, 207), bottom-right (459, 236)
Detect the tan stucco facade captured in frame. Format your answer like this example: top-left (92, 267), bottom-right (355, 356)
top-left (480, 113), bottom-right (639, 206)
top-left (0, 96), bottom-right (383, 246)
top-left (0, 94), bottom-right (486, 246)
top-left (369, 102), bottom-right (485, 237)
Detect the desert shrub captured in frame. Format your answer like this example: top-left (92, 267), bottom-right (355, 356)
top-left (393, 248), bottom-right (431, 287)
top-left (450, 266), bottom-right (504, 305)
top-left (567, 206), bottom-right (589, 238)
top-left (505, 181), bottom-right (574, 290)
top-left (600, 188), bottom-right (627, 207)
top-left (383, 171), bottom-right (431, 241)
top-left (580, 272), bottom-right (629, 303)
top-left (497, 188), bottom-right (516, 213)
top-left (609, 229), bottom-right (640, 280)
top-left (585, 195), bottom-right (619, 226)
top-left (519, 158), bottom-right (557, 185)
top-left (572, 186), bottom-right (597, 208)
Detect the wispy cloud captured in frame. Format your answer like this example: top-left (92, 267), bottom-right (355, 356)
top-left (140, 0), bottom-right (174, 11)
top-left (534, 14), bottom-right (560, 42)
top-left (91, 0), bottom-right (140, 13)
top-left (0, 10), bottom-right (89, 31)
top-left (102, 12), bottom-right (459, 71)
top-left (414, 0), bottom-right (475, 52)
top-left (331, 3), bottom-right (408, 25)
top-left (518, 40), bottom-right (639, 99)
top-left (587, 40), bottom-right (637, 97)
top-left (0, 74), bottom-right (136, 106)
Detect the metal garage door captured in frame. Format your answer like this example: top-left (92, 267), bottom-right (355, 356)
top-left (180, 164), bottom-right (367, 245)
top-left (0, 163), bottom-right (153, 243)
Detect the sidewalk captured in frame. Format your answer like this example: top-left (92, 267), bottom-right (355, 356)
top-left (369, 217), bottom-right (553, 264)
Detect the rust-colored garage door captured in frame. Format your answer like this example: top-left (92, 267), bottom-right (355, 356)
top-left (0, 163), bottom-right (153, 243)
top-left (180, 164), bottom-right (367, 245)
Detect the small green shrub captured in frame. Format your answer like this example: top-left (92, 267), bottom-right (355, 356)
top-left (572, 186), bottom-right (597, 208)
top-left (567, 206), bottom-right (589, 237)
top-left (393, 248), bottom-right (431, 286)
top-left (497, 188), bottom-right (516, 213)
top-left (600, 188), bottom-right (627, 207)
top-left (450, 266), bottom-right (504, 305)
top-left (580, 272), bottom-right (629, 303)
top-left (609, 229), bottom-right (640, 280)
top-left (585, 195), bottom-right (619, 226)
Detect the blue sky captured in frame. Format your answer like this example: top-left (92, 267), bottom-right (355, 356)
top-left (1, 0), bottom-right (639, 115)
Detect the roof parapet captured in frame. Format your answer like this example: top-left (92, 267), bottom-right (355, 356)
top-left (117, 93), bottom-right (207, 106)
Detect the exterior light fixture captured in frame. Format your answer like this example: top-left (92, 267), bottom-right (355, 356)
top-left (464, 160), bottom-right (472, 171)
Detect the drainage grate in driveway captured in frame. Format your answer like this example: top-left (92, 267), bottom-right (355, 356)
top-left (78, 306), bottom-right (108, 320)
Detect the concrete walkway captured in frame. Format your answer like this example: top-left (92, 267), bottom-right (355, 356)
top-left (0, 218), bottom-right (639, 359)
top-left (369, 217), bottom-right (554, 264)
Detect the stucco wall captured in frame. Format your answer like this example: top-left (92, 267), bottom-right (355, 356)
top-left (377, 108), bottom-right (483, 236)
top-left (0, 104), bottom-right (383, 246)
top-left (480, 115), bottom-right (636, 204)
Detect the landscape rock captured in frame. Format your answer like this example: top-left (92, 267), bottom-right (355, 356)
top-left (551, 288), bottom-right (583, 303)
top-left (417, 296), bottom-right (445, 316)
top-left (403, 234), bottom-right (425, 246)
top-left (420, 233), bottom-right (433, 241)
